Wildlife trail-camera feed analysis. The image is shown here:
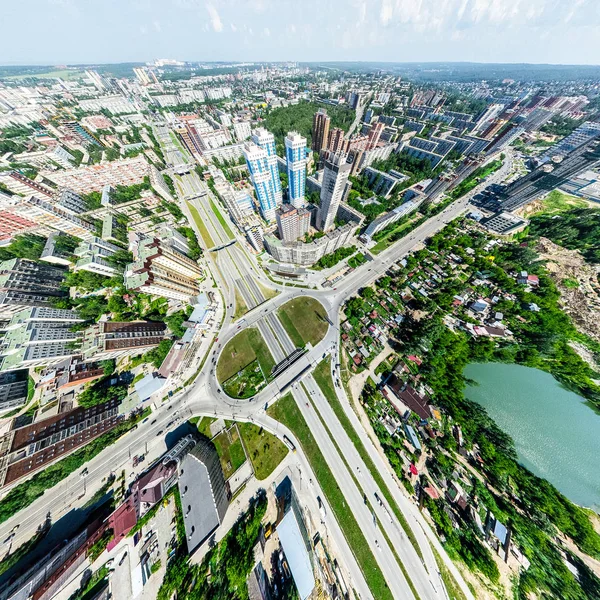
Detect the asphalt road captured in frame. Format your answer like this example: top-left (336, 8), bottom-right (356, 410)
top-left (0, 135), bottom-right (514, 599)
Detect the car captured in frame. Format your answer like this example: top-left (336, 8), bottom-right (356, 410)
top-left (167, 405), bottom-right (172, 410)
top-left (157, 430), bottom-right (163, 436)
top-left (151, 419), bottom-right (157, 425)
top-left (217, 389), bottom-right (221, 393)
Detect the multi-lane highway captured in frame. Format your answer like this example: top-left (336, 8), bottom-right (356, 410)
top-left (0, 126), bottom-right (514, 599)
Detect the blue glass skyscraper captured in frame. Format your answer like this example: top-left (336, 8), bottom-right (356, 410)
top-left (285, 131), bottom-right (307, 208)
top-left (251, 128), bottom-right (282, 204)
top-left (243, 142), bottom-right (279, 223)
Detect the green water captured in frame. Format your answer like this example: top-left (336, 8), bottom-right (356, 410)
top-left (464, 362), bottom-right (600, 510)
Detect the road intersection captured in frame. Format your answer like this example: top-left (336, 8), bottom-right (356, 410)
top-left (0, 137), bottom-right (515, 599)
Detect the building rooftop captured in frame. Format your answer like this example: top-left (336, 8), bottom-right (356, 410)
top-left (277, 509), bottom-right (315, 600)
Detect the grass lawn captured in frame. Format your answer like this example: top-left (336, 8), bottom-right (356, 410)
top-left (222, 360), bottom-right (267, 398)
top-left (210, 198), bottom-right (234, 239)
top-left (187, 202), bottom-right (215, 248)
top-left (212, 426), bottom-right (247, 479)
top-left (258, 281), bottom-right (279, 300)
top-left (531, 189), bottom-right (589, 216)
top-left (238, 422), bottom-right (289, 480)
top-left (217, 327), bottom-right (275, 383)
top-left (312, 359), bottom-right (422, 558)
top-left (268, 393), bottom-right (394, 600)
top-left (278, 297), bottom-right (328, 347)
top-left (195, 416), bottom-right (216, 438)
top-left (233, 287), bottom-right (248, 320)
top-left (5, 69), bottom-right (84, 81)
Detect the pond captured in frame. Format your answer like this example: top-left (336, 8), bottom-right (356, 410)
top-left (464, 362), bottom-right (600, 510)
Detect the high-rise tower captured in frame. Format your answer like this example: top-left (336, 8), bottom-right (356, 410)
top-left (243, 142), bottom-right (279, 223)
top-left (284, 131), bottom-right (307, 208)
top-left (318, 152), bottom-right (351, 232)
top-left (312, 109), bottom-right (331, 153)
top-left (251, 128), bottom-right (282, 205)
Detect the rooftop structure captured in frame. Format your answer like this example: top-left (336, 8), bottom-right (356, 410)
top-left (179, 437), bottom-right (229, 553)
top-left (0, 259), bottom-right (68, 318)
top-left (81, 321), bottom-right (168, 361)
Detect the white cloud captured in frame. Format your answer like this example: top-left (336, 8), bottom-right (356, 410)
top-left (153, 20), bottom-right (162, 32)
top-left (380, 0), bottom-right (393, 25)
top-left (263, 27), bottom-right (271, 36)
top-left (230, 23), bottom-right (237, 32)
top-left (205, 2), bottom-right (223, 32)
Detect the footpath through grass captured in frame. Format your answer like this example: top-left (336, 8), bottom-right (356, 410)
top-left (217, 327), bottom-right (275, 383)
top-left (238, 422), bottom-right (289, 480)
top-left (277, 297), bottom-right (328, 347)
top-left (312, 359), bottom-right (422, 559)
top-left (187, 201), bottom-right (215, 248)
top-left (268, 393), bottom-right (394, 600)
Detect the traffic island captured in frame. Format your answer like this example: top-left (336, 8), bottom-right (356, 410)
top-left (277, 297), bottom-right (329, 347)
top-left (217, 327), bottom-right (275, 398)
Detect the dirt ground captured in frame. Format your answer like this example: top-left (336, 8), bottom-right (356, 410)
top-left (536, 237), bottom-right (600, 351)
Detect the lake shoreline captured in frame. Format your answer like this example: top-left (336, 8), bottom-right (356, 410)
top-left (464, 362), bottom-right (600, 511)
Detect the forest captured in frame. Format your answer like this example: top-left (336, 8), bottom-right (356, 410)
top-left (529, 207), bottom-right (600, 264)
top-left (262, 100), bottom-right (354, 148)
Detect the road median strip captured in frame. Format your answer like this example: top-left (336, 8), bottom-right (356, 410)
top-left (312, 358), bottom-right (423, 561)
top-left (268, 393), bottom-right (394, 600)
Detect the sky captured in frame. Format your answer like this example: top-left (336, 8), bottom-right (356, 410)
top-left (3, 0), bottom-right (600, 66)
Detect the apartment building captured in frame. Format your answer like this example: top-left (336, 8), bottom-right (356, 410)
top-left (125, 237), bottom-right (203, 301)
top-left (312, 109), bottom-right (331, 153)
top-left (233, 120), bottom-right (252, 142)
top-left (276, 204), bottom-right (310, 242)
top-left (244, 142), bottom-right (280, 223)
top-left (2, 195), bottom-right (95, 240)
top-left (318, 152), bottom-right (352, 232)
top-left (0, 209), bottom-right (38, 241)
top-left (285, 131), bottom-right (307, 208)
top-left (0, 397), bottom-right (121, 487)
top-left (0, 307), bottom-right (83, 372)
top-left (0, 171), bottom-right (54, 199)
top-left (80, 321), bottom-right (168, 361)
top-left (73, 237), bottom-right (120, 276)
top-left (0, 368), bottom-right (29, 415)
top-left (41, 155), bottom-right (149, 195)
top-left (264, 223), bottom-right (355, 266)
top-left (0, 259), bottom-right (68, 318)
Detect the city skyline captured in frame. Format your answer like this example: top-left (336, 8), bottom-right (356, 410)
top-left (4, 0), bottom-right (600, 66)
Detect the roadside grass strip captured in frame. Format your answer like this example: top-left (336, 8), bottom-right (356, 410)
top-left (278, 297), bottom-right (329, 347)
top-left (187, 201), bottom-right (215, 248)
top-left (312, 359), bottom-right (423, 560)
top-left (268, 393), bottom-right (394, 600)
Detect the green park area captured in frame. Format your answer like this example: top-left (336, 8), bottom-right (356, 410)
top-left (217, 328), bottom-right (275, 398)
top-left (530, 189), bottom-right (590, 216)
top-left (277, 297), bottom-right (329, 348)
top-left (191, 417), bottom-right (288, 480)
